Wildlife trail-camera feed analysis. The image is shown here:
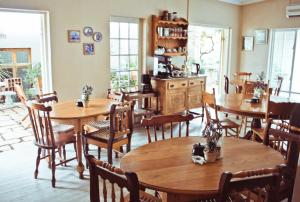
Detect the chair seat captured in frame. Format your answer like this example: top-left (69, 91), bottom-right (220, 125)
top-left (134, 108), bottom-right (154, 116)
top-left (219, 118), bottom-right (240, 128)
top-left (85, 120), bottom-right (110, 139)
top-left (125, 190), bottom-right (161, 202)
top-left (252, 127), bottom-right (265, 140)
top-left (52, 124), bottom-right (76, 145)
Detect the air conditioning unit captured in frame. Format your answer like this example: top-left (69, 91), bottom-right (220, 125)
top-left (286, 3), bottom-right (300, 18)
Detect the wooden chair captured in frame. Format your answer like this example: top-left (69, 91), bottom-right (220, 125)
top-left (83, 102), bottom-right (133, 164)
top-left (86, 154), bottom-right (161, 202)
top-left (203, 88), bottom-right (240, 138)
top-left (26, 102), bottom-right (77, 187)
top-left (37, 91), bottom-right (76, 166)
top-left (35, 77), bottom-right (43, 96)
top-left (217, 165), bottom-right (283, 202)
top-left (14, 84), bottom-right (31, 128)
top-left (224, 75), bottom-right (229, 94)
top-left (234, 72), bottom-right (252, 81)
top-left (141, 114), bottom-right (194, 143)
top-left (274, 76), bottom-right (283, 96)
top-left (107, 88), bottom-right (124, 102)
top-left (252, 90), bottom-right (298, 141)
top-left (263, 119), bottom-right (300, 202)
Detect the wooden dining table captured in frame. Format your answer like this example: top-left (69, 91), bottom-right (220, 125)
top-left (120, 136), bottom-right (284, 202)
top-left (50, 98), bottom-right (115, 178)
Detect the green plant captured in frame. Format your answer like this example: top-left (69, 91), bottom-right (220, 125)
top-left (24, 63), bottom-right (41, 86)
top-left (202, 122), bottom-right (222, 152)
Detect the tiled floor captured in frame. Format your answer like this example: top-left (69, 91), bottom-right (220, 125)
top-left (0, 104), bottom-right (34, 152)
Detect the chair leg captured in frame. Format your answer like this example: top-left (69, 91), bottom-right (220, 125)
top-left (127, 134), bottom-right (132, 152)
top-left (51, 149), bottom-right (56, 188)
top-left (63, 145), bottom-right (67, 166)
top-left (73, 142), bottom-right (78, 160)
top-left (85, 143), bottom-right (89, 169)
top-left (97, 147), bottom-right (101, 160)
top-left (107, 142), bottom-right (113, 164)
top-left (236, 127), bottom-right (239, 138)
top-left (34, 147), bottom-right (42, 179)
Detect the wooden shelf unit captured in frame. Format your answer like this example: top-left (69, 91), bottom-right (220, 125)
top-left (152, 15), bottom-right (189, 56)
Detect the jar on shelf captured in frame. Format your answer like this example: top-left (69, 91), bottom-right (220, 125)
top-left (172, 12), bottom-right (178, 21)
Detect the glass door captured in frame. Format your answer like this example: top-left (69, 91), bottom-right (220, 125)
top-left (268, 29), bottom-right (300, 100)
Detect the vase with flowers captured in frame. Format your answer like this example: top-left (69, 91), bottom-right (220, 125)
top-left (202, 122), bottom-right (223, 162)
top-left (81, 85), bottom-right (93, 108)
top-left (254, 71), bottom-right (266, 98)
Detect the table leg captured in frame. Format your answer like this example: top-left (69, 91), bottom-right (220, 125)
top-left (76, 131), bottom-right (84, 179)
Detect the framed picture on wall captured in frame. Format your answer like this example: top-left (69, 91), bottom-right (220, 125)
top-left (242, 36), bottom-right (254, 51)
top-left (67, 30), bottom-right (81, 43)
top-left (83, 43), bottom-right (95, 55)
top-left (255, 29), bottom-right (268, 45)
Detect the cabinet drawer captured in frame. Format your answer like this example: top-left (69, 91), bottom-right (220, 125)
top-left (189, 79), bottom-right (204, 87)
top-left (168, 81), bottom-right (188, 89)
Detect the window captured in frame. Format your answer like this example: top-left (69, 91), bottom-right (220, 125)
top-left (110, 17), bottom-right (140, 92)
top-left (0, 48), bottom-right (32, 81)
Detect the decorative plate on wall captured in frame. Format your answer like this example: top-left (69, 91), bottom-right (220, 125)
top-left (83, 26), bottom-right (93, 37)
top-left (93, 32), bottom-right (102, 42)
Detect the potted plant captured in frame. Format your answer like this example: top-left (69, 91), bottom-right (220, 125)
top-left (202, 122), bottom-right (222, 162)
top-left (81, 85), bottom-right (93, 108)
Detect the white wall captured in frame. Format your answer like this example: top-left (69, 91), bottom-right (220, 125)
top-left (0, 0), bottom-right (240, 100)
top-left (240, 0), bottom-right (300, 75)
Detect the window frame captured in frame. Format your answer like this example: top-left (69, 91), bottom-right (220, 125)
top-left (109, 16), bottom-right (141, 92)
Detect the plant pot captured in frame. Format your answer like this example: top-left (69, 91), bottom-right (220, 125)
top-left (82, 100), bottom-right (89, 108)
top-left (204, 150), bottom-right (218, 163)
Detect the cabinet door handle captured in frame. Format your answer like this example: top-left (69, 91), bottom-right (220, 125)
top-left (182, 83), bottom-right (186, 86)
top-left (190, 82), bottom-right (194, 85)
top-left (170, 84), bottom-right (175, 88)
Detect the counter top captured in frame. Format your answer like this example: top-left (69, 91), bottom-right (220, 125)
top-left (151, 75), bottom-right (206, 81)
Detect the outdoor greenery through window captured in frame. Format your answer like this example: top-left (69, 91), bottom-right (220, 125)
top-left (110, 17), bottom-right (139, 92)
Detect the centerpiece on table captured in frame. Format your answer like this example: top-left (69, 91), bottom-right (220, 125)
top-left (192, 122), bottom-right (223, 164)
top-left (81, 85), bottom-right (93, 108)
top-left (253, 71), bottom-right (266, 100)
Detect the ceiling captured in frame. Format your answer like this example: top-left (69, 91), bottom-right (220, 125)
top-left (219, 0), bottom-right (265, 6)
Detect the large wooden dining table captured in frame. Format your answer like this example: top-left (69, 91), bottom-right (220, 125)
top-left (50, 98), bottom-right (115, 178)
top-left (120, 136), bottom-right (284, 202)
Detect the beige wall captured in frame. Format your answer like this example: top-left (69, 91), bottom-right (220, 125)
top-left (240, 0), bottom-right (300, 76)
top-left (0, 0), bottom-right (240, 100)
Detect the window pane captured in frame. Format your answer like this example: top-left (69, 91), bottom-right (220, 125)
top-left (110, 56), bottom-right (119, 71)
top-left (110, 22), bottom-right (119, 38)
top-left (120, 23), bottom-right (129, 38)
top-left (129, 56), bottom-right (138, 70)
top-left (120, 56), bottom-right (129, 71)
top-left (129, 23), bottom-right (138, 39)
top-left (130, 71), bottom-right (138, 87)
top-left (120, 39), bottom-right (129, 55)
top-left (16, 51), bottom-right (29, 63)
top-left (110, 39), bottom-right (119, 55)
top-left (111, 72), bottom-right (120, 91)
top-left (119, 72), bottom-right (129, 89)
top-left (129, 40), bottom-right (138, 54)
top-left (0, 51), bottom-right (13, 64)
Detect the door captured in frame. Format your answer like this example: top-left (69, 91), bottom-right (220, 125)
top-left (268, 29), bottom-right (300, 100)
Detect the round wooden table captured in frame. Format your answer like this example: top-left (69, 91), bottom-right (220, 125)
top-left (120, 136), bottom-right (284, 202)
top-left (50, 98), bottom-right (115, 178)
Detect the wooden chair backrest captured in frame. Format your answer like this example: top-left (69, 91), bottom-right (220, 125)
top-left (242, 80), bottom-right (268, 96)
top-left (27, 102), bottom-right (55, 148)
top-left (86, 155), bottom-right (140, 202)
top-left (107, 89), bottom-right (125, 102)
top-left (109, 102), bottom-right (133, 140)
top-left (14, 84), bottom-right (27, 104)
top-left (36, 91), bottom-right (58, 105)
top-left (234, 72), bottom-right (252, 81)
top-left (203, 88), bottom-right (219, 123)
top-left (274, 76), bottom-right (283, 96)
top-left (218, 166), bottom-right (283, 202)
top-left (224, 75), bottom-right (229, 94)
top-left (141, 114), bottom-right (194, 143)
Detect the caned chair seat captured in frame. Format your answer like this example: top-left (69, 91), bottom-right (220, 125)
top-left (125, 191), bottom-right (161, 202)
top-left (219, 118), bottom-right (240, 129)
top-left (85, 120), bottom-right (110, 139)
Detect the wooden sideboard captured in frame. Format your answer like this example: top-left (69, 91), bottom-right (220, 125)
top-left (151, 76), bottom-right (206, 115)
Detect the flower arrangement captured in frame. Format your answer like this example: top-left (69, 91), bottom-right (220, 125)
top-left (254, 71), bottom-right (266, 98)
top-left (202, 122), bottom-right (222, 153)
top-left (81, 85), bottom-right (93, 102)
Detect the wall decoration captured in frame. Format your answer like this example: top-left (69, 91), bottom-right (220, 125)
top-left (93, 32), bottom-right (102, 42)
top-left (68, 30), bottom-right (80, 43)
top-left (255, 29), bottom-right (268, 45)
top-left (83, 26), bottom-right (93, 36)
top-left (83, 43), bottom-right (95, 55)
top-left (242, 36), bottom-right (254, 51)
